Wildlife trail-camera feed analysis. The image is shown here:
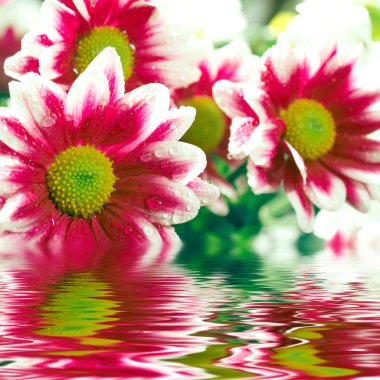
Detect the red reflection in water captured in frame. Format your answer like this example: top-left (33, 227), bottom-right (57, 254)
top-left (2, 242), bottom-right (380, 379)
top-left (0, 240), bottom-right (222, 379)
top-left (224, 280), bottom-right (380, 379)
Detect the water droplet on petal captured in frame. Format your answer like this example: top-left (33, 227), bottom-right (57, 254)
top-left (140, 152), bottom-right (152, 162)
top-left (154, 147), bottom-right (167, 158)
top-left (146, 197), bottom-right (163, 210)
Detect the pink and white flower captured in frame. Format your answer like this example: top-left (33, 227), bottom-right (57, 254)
top-left (173, 41), bottom-right (259, 215)
top-left (4, 0), bottom-right (203, 91)
top-left (214, 39), bottom-right (380, 232)
top-left (285, 0), bottom-right (380, 83)
top-left (315, 201), bottom-right (380, 255)
top-left (0, 48), bottom-right (219, 247)
top-left (0, 0), bottom-right (40, 92)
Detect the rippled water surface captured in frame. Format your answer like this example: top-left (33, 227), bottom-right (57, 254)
top-left (1, 243), bottom-right (380, 379)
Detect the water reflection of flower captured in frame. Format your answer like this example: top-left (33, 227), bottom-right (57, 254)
top-left (0, 241), bottom-right (226, 379)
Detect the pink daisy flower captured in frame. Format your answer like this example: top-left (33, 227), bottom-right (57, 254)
top-left (173, 41), bottom-right (259, 215)
top-left (214, 39), bottom-right (380, 231)
top-left (0, 48), bottom-right (219, 247)
top-left (4, 0), bottom-right (202, 91)
top-left (0, 0), bottom-right (40, 92)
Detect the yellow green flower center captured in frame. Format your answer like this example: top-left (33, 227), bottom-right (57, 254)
top-left (269, 11), bottom-right (296, 36)
top-left (75, 26), bottom-right (135, 80)
top-left (180, 95), bottom-right (227, 152)
top-left (47, 146), bottom-right (116, 218)
top-left (281, 98), bottom-right (336, 161)
top-left (362, 2), bottom-right (380, 40)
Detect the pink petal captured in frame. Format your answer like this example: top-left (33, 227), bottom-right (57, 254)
top-left (213, 80), bottom-right (258, 119)
top-left (228, 117), bottom-right (257, 159)
top-left (4, 51), bottom-right (39, 81)
top-left (39, 42), bottom-right (75, 82)
top-left (129, 141), bottom-right (206, 183)
top-left (91, 0), bottom-right (119, 25)
top-left (16, 73), bottom-right (67, 150)
top-left (283, 141), bottom-right (307, 183)
top-left (146, 106), bottom-right (196, 143)
top-left (322, 154), bottom-right (380, 185)
top-left (78, 46), bottom-right (125, 104)
top-left (64, 218), bottom-right (97, 248)
top-left (41, 0), bottom-right (78, 42)
top-left (187, 178), bottom-right (220, 207)
top-left (260, 40), bottom-right (308, 108)
top-left (0, 185), bottom-right (51, 233)
top-left (20, 30), bottom-right (54, 58)
top-left (243, 86), bottom-right (276, 121)
top-left (333, 134), bottom-right (380, 163)
top-left (247, 156), bottom-right (284, 195)
top-left (208, 197), bottom-right (229, 216)
top-left (103, 83), bottom-right (170, 158)
top-left (304, 160), bottom-right (346, 211)
top-left (343, 178), bottom-right (371, 213)
top-left (114, 174), bottom-right (201, 225)
top-left (213, 40), bottom-right (260, 83)
top-left (118, 0), bottom-right (156, 42)
top-left (71, 0), bottom-right (91, 21)
top-left (98, 207), bottom-right (164, 258)
top-left (64, 61), bottom-right (111, 131)
top-left (0, 156), bottom-right (44, 196)
top-left (49, 214), bottom-right (71, 242)
top-left (0, 108), bottom-right (33, 156)
top-left (284, 162), bottom-right (315, 233)
top-left (250, 118), bottom-right (285, 168)
top-left (130, 2), bottom-right (204, 90)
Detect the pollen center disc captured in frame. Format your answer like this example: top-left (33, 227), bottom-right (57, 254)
top-left (46, 145), bottom-right (116, 218)
top-left (281, 98), bottom-right (336, 160)
top-left (180, 95), bottom-right (227, 153)
top-left (75, 26), bottom-right (135, 80)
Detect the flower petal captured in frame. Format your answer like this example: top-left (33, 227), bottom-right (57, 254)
top-left (40, 0), bottom-right (79, 42)
top-left (146, 106), bottom-right (196, 143)
top-left (130, 141), bottom-right (206, 184)
top-left (13, 73), bottom-right (67, 155)
top-left (0, 185), bottom-right (50, 233)
top-left (79, 46), bottom-right (125, 104)
top-left (115, 174), bottom-right (201, 225)
top-left (187, 177), bottom-right (220, 207)
top-left (0, 156), bottom-right (44, 197)
top-left (0, 108), bottom-right (33, 156)
top-left (250, 118), bottom-right (285, 168)
top-left (213, 80), bottom-right (257, 119)
top-left (103, 83), bottom-right (170, 157)
top-left (333, 134), bottom-right (380, 163)
top-left (284, 141), bottom-right (307, 183)
top-left (304, 160), bottom-right (346, 211)
top-left (284, 163), bottom-right (314, 233)
top-left (131, 4), bottom-right (204, 89)
top-left (340, 178), bottom-right (372, 213)
top-left (39, 42), bottom-right (75, 83)
top-left (228, 116), bottom-right (257, 159)
top-left (213, 40), bottom-right (260, 83)
top-left (247, 156), bottom-right (284, 195)
top-left (72, 0), bottom-right (91, 21)
top-left (322, 154), bottom-right (380, 184)
top-left (64, 62), bottom-right (110, 131)
top-left (4, 51), bottom-right (39, 81)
